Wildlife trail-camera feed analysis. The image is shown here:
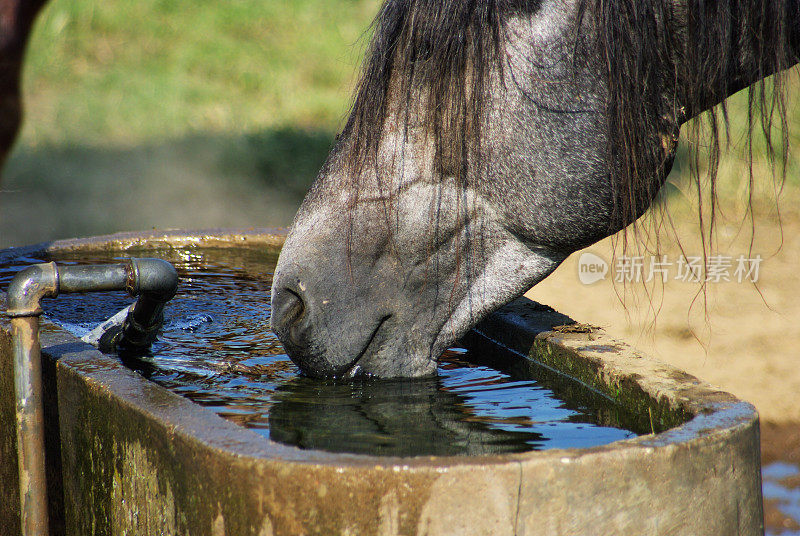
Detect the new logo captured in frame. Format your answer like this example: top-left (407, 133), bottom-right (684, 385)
top-left (578, 252), bottom-right (608, 285)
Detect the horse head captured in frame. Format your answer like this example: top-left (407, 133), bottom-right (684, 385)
top-left (271, 0), bottom-right (796, 378)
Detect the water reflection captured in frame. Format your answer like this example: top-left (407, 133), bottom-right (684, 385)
top-left (763, 461), bottom-right (800, 536)
top-left (269, 374), bottom-right (545, 457)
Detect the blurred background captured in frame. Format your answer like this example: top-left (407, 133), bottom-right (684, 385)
top-left (1, 1), bottom-right (799, 529)
top-left (0, 0), bottom-right (378, 245)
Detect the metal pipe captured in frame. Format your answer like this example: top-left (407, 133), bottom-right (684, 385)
top-left (11, 315), bottom-right (49, 536)
top-left (121, 258), bottom-right (179, 350)
top-left (5, 258), bottom-right (178, 536)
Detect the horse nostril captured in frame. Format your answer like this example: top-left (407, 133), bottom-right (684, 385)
top-left (271, 287), bottom-right (306, 337)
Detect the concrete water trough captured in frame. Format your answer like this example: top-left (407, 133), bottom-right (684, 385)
top-left (0, 229), bottom-right (763, 535)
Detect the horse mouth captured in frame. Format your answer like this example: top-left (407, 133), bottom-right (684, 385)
top-left (342, 314), bottom-right (391, 378)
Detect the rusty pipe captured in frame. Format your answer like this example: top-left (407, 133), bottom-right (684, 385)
top-left (10, 314), bottom-right (49, 536)
top-left (5, 258), bottom-right (178, 536)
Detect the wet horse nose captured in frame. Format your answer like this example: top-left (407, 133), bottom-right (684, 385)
top-left (270, 285), bottom-right (309, 347)
top-left (271, 261), bottom-right (366, 377)
top-left (271, 281), bottom-right (341, 377)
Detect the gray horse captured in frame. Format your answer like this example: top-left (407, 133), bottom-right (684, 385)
top-left (271, 0), bottom-right (796, 378)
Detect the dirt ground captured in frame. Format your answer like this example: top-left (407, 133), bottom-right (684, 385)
top-left (526, 213), bottom-right (799, 423)
top-left (525, 210), bottom-right (800, 534)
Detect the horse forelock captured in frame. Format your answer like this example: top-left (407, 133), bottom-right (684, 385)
top-left (343, 0), bottom-right (542, 181)
top-left (341, 0), bottom-right (795, 260)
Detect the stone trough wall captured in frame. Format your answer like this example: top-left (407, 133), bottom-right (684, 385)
top-left (0, 229), bottom-right (763, 535)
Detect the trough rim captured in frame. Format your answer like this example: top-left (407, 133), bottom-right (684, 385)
top-left (0, 227), bottom-right (759, 470)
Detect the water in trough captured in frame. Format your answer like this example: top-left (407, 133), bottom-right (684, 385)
top-left (0, 247), bottom-right (644, 457)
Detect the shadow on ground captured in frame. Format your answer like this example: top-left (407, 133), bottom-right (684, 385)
top-left (0, 126), bottom-right (336, 247)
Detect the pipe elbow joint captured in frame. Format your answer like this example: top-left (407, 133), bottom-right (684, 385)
top-left (128, 258), bottom-right (179, 302)
top-left (5, 262), bottom-right (59, 317)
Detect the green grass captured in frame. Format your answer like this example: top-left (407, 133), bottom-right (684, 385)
top-left (1, 0), bottom-right (382, 246)
top-left (21, 0), bottom-right (381, 145)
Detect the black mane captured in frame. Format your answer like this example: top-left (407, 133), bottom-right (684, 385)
top-left (597, 0), bottom-right (796, 237)
top-left (344, 0), bottom-right (796, 235)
